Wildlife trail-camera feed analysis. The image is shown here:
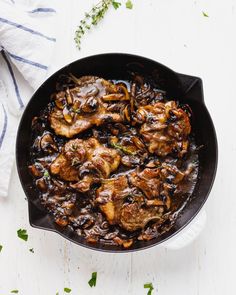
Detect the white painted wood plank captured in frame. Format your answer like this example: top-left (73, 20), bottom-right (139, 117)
top-left (1, 0), bottom-right (236, 294)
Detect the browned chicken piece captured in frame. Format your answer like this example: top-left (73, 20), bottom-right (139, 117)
top-left (135, 101), bottom-right (191, 157)
top-left (96, 174), bottom-right (163, 232)
top-left (129, 168), bottom-right (161, 199)
top-left (96, 161), bottom-right (193, 231)
top-left (49, 76), bottom-right (130, 138)
top-left (120, 203), bottom-right (162, 231)
top-left (50, 138), bottom-right (121, 192)
top-left (96, 175), bottom-right (131, 225)
top-left (109, 134), bottom-right (148, 167)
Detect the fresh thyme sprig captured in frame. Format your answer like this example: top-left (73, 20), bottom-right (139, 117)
top-left (75, 0), bottom-right (133, 49)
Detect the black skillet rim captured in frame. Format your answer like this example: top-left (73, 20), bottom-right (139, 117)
top-left (16, 52), bottom-right (218, 253)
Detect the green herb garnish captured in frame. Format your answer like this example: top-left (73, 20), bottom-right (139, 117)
top-left (56, 292), bottom-right (59, 295)
top-left (112, 1), bottom-right (121, 9)
top-left (75, 1), bottom-right (115, 49)
top-left (29, 248), bottom-right (34, 253)
top-left (88, 272), bottom-right (97, 287)
top-left (17, 229), bottom-right (28, 241)
top-left (0, 245), bottom-right (2, 252)
top-left (64, 288), bottom-right (71, 293)
top-left (144, 283), bottom-right (154, 295)
top-left (110, 142), bottom-right (134, 155)
top-left (202, 11), bottom-right (209, 17)
top-left (44, 170), bottom-right (50, 178)
top-left (11, 290), bottom-right (19, 294)
top-left (75, 0), bottom-right (133, 49)
top-left (126, 0), bottom-right (133, 9)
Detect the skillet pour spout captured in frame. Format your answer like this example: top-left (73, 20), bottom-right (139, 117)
top-left (16, 53), bottom-right (218, 252)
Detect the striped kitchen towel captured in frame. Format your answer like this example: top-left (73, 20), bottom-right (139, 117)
top-left (0, 0), bottom-right (57, 197)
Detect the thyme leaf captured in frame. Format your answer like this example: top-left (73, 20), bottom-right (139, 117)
top-left (110, 142), bottom-right (135, 155)
top-left (202, 11), bottom-right (209, 17)
top-left (75, 0), bottom-right (133, 49)
top-left (144, 283), bottom-right (154, 295)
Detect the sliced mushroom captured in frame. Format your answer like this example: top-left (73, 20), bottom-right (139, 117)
top-left (132, 136), bottom-right (145, 150)
top-left (40, 133), bottom-right (58, 153)
top-left (65, 88), bottom-right (73, 105)
top-left (62, 106), bottom-right (74, 124)
top-left (123, 105), bottom-right (131, 122)
top-left (28, 164), bottom-right (43, 177)
top-left (53, 91), bottom-right (66, 109)
top-left (102, 93), bottom-right (126, 101)
top-left (81, 97), bottom-right (98, 113)
top-left (36, 178), bottom-right (47, 192)
top-left (55, 217), bottom-right (68, 227)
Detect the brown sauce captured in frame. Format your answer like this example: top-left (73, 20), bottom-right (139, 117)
top-left (28, 74), bottom-right (199, 249)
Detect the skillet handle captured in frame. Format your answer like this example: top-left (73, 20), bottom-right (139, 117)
top-left (177, 73), bottom-right (205, 103)
top-left (161, 209), bottom-right (206, 250)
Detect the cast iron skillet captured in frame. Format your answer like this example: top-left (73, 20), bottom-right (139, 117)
top-left (16, 53), bottom-right (218, 252)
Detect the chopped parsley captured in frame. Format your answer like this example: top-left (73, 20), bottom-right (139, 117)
top-left (0, 245), bottom-right (2, 252)
top-left (29, 248), bottom-right (34, 253)
top-left (126, 0), bottom-right (133, 9)
top-left (110, 142), bottom-right (134, 155)
top-left (56, 293), bottom-right (59, 295)
top-left (17, 229), bottom-right (28, 241)
top-left (202, 11), bottom-right (209, 17)
top-left (144, 283), bottom-right (154, 295)
top-left (11, 290), bottom-right (19, 294)
top-left (75, 0), bottom-right (134, 49)
top-left (64, 288), bottom-right (71, 293)
top-left (43, 170), bottom-right (50, 178)
top-left (88, 272), bottom-right (97, 287)
top-left (112, 1), bottom-right (121, 9)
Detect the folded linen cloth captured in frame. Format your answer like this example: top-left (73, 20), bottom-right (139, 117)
top-left (0, 0), bottom-right (57, 197)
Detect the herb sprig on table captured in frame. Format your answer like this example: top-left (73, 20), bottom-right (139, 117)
top-left (75, 0), bottom-right (133, 49)
top-left (88, 272), bottom-right (97, 287)
top-left (144, 282), bottom-right (154, 295)
top-left (17, 229), bottom-right (28, 241)
top-left (202, 11), bottom-right (209, 17)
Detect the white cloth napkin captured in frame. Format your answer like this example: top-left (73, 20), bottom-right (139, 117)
top-left (0, 0), bottom-right (57, 197)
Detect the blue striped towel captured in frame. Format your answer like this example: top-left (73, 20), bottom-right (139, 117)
top-left (0, 0), bottom-right (57, 197)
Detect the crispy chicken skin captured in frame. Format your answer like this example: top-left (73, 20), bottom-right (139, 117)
top-left (49, 76), bottom-right (130, 138)
top-left (50, 138), bottom-right (121, 192)
top-left (135, 101), bottom-right (191, 157)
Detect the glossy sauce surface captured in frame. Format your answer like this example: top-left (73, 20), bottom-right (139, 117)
top-left (28, 75), bottom-right (199, 249)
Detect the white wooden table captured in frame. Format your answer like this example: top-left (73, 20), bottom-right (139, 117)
top-left (1, 1), bottom-right (236, 294)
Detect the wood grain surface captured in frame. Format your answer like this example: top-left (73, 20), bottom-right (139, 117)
top-left (0, 1), bottom-right (236, 294)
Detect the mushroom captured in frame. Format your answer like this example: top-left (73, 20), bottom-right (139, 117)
top-left (81, 97), bottom-right (98, 113)
top-left (36, 178), bottom-right (47, 192)
top-left (62, 106), bottom-right (74, 124)
top-left (102, 93), bottom-right (126, 101)
top-left (65, 88), bottom-right (73, 105)
top-left (28, 163), bottom-right (43, 177)
top-left (53, 91), bottom-right (66, 109)
top-left (40, 133), bottom-right (58, 153)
